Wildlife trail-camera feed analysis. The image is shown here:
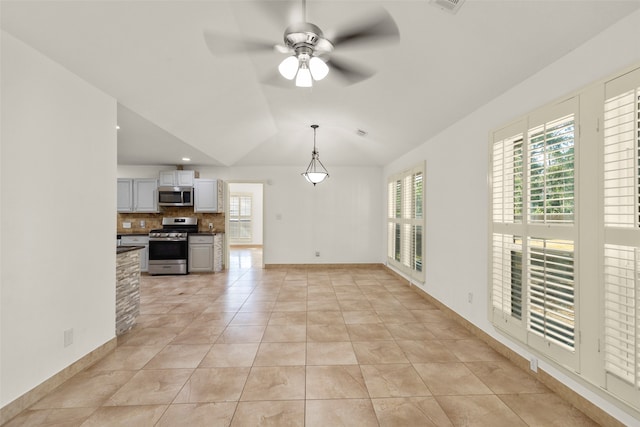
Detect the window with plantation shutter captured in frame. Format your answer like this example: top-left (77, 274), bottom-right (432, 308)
top-left (490, 98), bottom-right (578, 367)
top-left (229, 193), bottom-right (252, 243)
top-left (489, 64), bottom-right (640, 414)
top-left (387, 163), bottom-right (425, 282)
top-left (602, 68), bottom-right (640, 404)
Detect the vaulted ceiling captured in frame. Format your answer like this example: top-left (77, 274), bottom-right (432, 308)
top-left (2, 1), bottom-right (638, 167)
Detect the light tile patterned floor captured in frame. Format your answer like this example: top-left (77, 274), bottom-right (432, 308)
top-left (5, 248), bottom-right (600, 426)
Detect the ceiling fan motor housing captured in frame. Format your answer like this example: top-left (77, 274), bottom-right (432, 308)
top-left (284, 22), bottom-right (334, 56)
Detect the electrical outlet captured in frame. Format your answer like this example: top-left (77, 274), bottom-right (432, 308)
top-left (467, 292), bottom-right (473, 303)
top-left (122, 222), bottom-right (131, 229)
top-left (140, 220), bottom-right (145, 228)
top-left (315, 251), bottom-right (320, 257)
top-left (64, 328), bottom-right (74, 347)
top-left (529, 357), bottom-right (538, 372)
top-left (209, 223), bottom-right (213, 231)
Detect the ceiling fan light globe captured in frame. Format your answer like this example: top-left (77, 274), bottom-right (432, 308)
top-left (278, 55), bottom-right (299, 80)
top-left (309, 56), bottom-right (329, 80)
top-left (295, 66), bottom-right (313, 87)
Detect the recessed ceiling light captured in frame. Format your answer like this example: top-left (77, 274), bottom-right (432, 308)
top-left (116, 125), bottom-right (120, 130)
top-left (182, 157), bottom-right (191, 162)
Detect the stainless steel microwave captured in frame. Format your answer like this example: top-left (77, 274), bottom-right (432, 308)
top-left (158, 186), bottom-right (193, 207)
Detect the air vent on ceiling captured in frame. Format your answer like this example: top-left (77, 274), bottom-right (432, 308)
top-left (430, 0), bottom-right (466, 14)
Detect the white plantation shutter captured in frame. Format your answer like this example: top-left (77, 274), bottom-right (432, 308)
top-left (387, 163), bottom-right (425, 282)
top-left (604, 86), bottom-right (639, 228)
top-left (527, 238), bottom-right (575, 351)
top-left (602, 68), bottom-right (640, 404)
top-left (528, 114), bottom-right (575, 224)
top-left (603, 244), bottom-right (638, 386)
top-left (492, 233), bottom-right (523, 322)
top-left (492, 134), bottom-right (524, 224)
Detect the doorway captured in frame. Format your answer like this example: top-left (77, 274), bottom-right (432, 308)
top-left (226, 182), bottom-right (264, 270)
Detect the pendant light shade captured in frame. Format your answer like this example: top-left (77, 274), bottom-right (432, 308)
top-left (302, 125), bottom-right (329, 186)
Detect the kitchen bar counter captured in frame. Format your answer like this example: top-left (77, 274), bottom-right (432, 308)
top-left (116, 245), bottom-right (144, 255)
top-left (116, 246), bottom-right (142, 335)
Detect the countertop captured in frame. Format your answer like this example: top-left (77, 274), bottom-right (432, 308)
top-left (117, 246), bottom-right (145, 254)
top-left (190, 232), bottom-right (224, 235)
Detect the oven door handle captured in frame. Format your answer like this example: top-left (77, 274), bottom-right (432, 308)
top-left (149, 237), bottom-right (187, 242)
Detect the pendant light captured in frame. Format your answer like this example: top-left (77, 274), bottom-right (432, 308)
top-left (302, 124), bottom-right (329, 186)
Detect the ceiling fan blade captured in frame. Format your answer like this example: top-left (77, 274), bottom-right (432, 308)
top-left (329, 8), bottom-right (399, 48)
top-left (261, 70), bottom-right (297, 89)
top-left (326, 57), bottom-right (375, 85)
top-left (203, 30), bottom-right (276, 55)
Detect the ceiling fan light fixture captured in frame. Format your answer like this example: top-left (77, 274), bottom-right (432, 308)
top-left (309, 56), bottom-right (329, 80)
top-left (278, 55), bottom-right (299, 80)
top-left (295, 63), bottom-right (313, 87)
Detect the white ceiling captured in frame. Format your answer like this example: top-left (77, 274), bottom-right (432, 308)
top-left (2, 1), bottom-right (638, 167)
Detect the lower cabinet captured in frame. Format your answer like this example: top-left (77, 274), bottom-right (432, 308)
top-left (120, 235), bottom-right (149, 272)
top-left (189, 234), bottom-right (214, 272)
top-left (189, 234), bottom-right (223, 273)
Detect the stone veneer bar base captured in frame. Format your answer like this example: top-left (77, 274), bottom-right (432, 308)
top-left (382, 266), bottom-right (626, 427)
top-left (0, 338), bottom-right (117, 425)
top-left (116, 249), bottom-right (141, 335)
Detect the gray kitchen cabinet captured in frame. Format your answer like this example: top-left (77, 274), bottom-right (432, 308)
top-left (189, 234), bottom-right (214, 272)
top-left (117, 179), bottom-right (133, 212)
top-left (120, 234), bottom-right (149, 272)
top-left (117, 178), bottom-right (158, 213)
top-left (194, 179), bottom-right (223, 213)
top-left (133, 179), bottom-right (158, 213)
top-left (159, 170), bottom-right (195, 187)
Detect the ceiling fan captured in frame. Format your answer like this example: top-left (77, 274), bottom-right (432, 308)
top-left (203, 0), bottom-right (400, 87)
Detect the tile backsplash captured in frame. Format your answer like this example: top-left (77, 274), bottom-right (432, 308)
top-left (117, 207), bottom-right (224, 234)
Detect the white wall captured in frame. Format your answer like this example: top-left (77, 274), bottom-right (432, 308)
top-left (1, 32), bottom-right (117, 407)
top-left (119, 165), bottom-right (384, 265)
top-left (383, 10), bottom-right (640, 425)
top-left (228, 182), bottom-right (263, 246)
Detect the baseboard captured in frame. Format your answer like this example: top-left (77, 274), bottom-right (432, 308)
top-left (0, 338), bottom-right (117, 425)
top-left (383, 266), bottom-right (624, 427)
top-left (264, 263), bottom-right (386, 270)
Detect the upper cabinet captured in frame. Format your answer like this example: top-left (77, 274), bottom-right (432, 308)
top-left (194, 179), bottom-right (224, 213)
top-left (159, 170), bottom-right (195, 187)
top-left (134, 179), bottom-right (159, 212)
top-left (117, 179), bottom-right (133, 212)
top-left (117, 178), bottom-right (158, 213)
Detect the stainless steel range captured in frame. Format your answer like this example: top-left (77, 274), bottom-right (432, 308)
top-left (148, 217), bottom-right (198, 275)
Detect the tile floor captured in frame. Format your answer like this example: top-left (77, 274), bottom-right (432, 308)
top-left (5, 248), bottom-right (600, 426)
